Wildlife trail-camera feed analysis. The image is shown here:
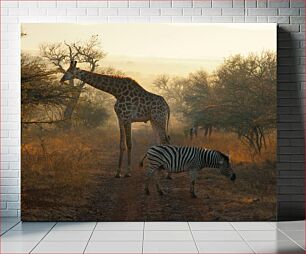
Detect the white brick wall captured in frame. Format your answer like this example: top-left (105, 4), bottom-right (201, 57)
top-left (1, 0), bottom-right (305, 219)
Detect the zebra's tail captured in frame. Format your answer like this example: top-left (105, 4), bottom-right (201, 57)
top-left (139, 153), bottom-right (148, 168)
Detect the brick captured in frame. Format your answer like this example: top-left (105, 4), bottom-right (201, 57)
top-left (257, 16), bottom-right (268, 22)
top-left (0, 194), bottom-right (19, 202)
top-left (161, 8), bottom-right (183, 16)
top-left (0, 210), bottom-right (18, 217)
top-left (140, 8), bottom-right (160, 16)
top-left (211, 16), bottom-right (233, 22)
top-left (202, 8), bottom-right (222, 15)
top-left (279, 186), bottom-right (304, 194)
top-left (222, 8), bottom-right (245, 15)
top-left (1, 202), bottom-right (7, 210)
top-left (118, 8), bottom-right (140, 16)
top-left (257, 0), bottom-right (267, 7)
top-left (279, 147), bottom-right (304, 155)
top-left (99, 8), bottom-right (118, 16)
top-left (212, 0), bottom-right (233, 7)
top-left (77, 1), bottom-right (108, 7)
top-left (0, 178), bottom-right (18, 186)
top-left (193, 0), bottom-right (212, 7)
top-left (8, 8), bottom-right (29, 16)
top-left (57, 1), bottom-right (77, 8)
top-left (244, 16), bottom-right (257, 22)
top-left (0, 170), bottom-right (19, 178)
top-left (150, 16), bottom-right (172, 22)
top-left (278, 8), bottom-right (300, 15)
top-left (278, 178), bottom-right (305, 186)
top-left (172, 0), bottom-right (192, 7)
top-left (86, 8), bottom-right (99, 16)
top-left (247, 8), bottom-right (278, 15)
top-left (129, 0), bottom-right (149, 7)
top-left (150, 0), bottom-right (172, 7)
top-left (183, 8), bottom-right (202, 15)
top-left (245, 0), bottom-right (256, 7)
top-left (108, 0), bottom-right (128, 7)
top-left (268, 0), bottom-right (290, 7)
top-left (192, 16), bottom-right (212, 22)
top-left (29, 8), bottom-right (47, 16)
top-left (67, 8), bottom-right (87, 16)
top-left (38, 1), bottom-right (56, 8)
top-left (128, 16), bottom-right (150, 22)
top-left (290, 0), bottom-right (305, 7)
top-left (268, 16), bottom-right (290, 23)
top-left (172, 16), bottom-right (193, 22)
top-left (278, 24), bottom-right (300, 32)
top-left (279, 171), bottom-right (304, 178)
top-left (233, 0), bottom-right (244, 7)
top-left (1, 1), bottom-right (18, 8)
top-left (107, 16), bottom-right (128, 23)
top-left (233, 16), bottom-right (245, 22)
top-left (278, 195), bottom-right (304, 202)
top-left (290, 16), bottom-right (305, 24)
top-left (47, 8), bottom-right (67, 16)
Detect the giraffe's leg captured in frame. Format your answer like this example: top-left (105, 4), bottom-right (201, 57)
top-left (189, 170), bottom-right (198, 198)
top-left (151, 119), bottom-right (172, 180)
top-left (115, 121), bottom-right (126, 178)
top-left (124, 122), bottom-right (132, 177)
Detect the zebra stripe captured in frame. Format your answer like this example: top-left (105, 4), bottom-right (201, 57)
top-left (146, 145), bottom-right (226, 173)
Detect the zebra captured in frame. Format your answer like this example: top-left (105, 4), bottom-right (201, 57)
top-left (139, 145), bottom-right (236, 198)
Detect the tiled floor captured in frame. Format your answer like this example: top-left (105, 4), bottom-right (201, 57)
top-left (0, 218), bottom-right (304, 253)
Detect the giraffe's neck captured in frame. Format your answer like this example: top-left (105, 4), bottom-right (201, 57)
top-left (74, 69), bottom-right (123, 98)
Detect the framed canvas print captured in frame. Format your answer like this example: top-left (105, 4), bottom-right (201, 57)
top-left (21, 23), bottom-right (277, 221)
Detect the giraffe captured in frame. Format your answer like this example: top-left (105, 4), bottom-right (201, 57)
top-left (60, 61), bottom-right (170, 178)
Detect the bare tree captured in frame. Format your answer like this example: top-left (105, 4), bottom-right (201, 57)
top-left (40, 35), bottom-right (106, 127)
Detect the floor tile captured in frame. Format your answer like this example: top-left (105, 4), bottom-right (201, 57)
top-left (145, 222), bottom-right (190, 230)
top-left (42, 230), bottom-right (92, 242)
top-left (282, 230), bottom-right (305, 249)
top-left (145, 230), bottom-right (193, 241)
top-left (275, 221), bottom-right (305, 231)
top-left (32, 241), bottom-right (87, 253)
top-left (193, 230), bottom-right (243, 241)
top-left (143, 241), bottom-right (198, 253)
top-left (232, 222), bottom-right (275, 231)
top-left (189, 222), bottom-right (234, 231)
top-left (0, 241), bottom-right (37, 253)
top-left (85, 241), bottom-right (142, 253)
top-left (0, 230), bottom-right (47, 242)
top-left (11, 222), bottom-right (55, 231)
top-left (90, 230), bottom-right (143, 241)
top-left (249, 240), bottom-right (304, 253)
top-left (96, 222), bottom-right (144, 231)
top-left (52, 222), bottom-right (96, 231)
top-left (197, 241), bottom-right (253, 253)
top-left (0, 242), bottom-right (37, 254)
top-left (239, 230), bottom-right (291, 241)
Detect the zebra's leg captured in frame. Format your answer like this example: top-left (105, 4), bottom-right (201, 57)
top-left (115, 121), bottom-right (126, 178)
top-left (155, 169), bottom-right (165, 196)
top-left (189, 170), bottom-right (198, 198)
top-left (145, 167), bottom-right (155, 195)
top-left (124, 122), bottom-right (132, 177)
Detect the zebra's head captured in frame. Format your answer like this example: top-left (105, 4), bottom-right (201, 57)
top-left (218, 153), bottom-right (236, 182)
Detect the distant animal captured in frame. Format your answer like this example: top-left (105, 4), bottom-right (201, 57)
top-left (140, 145), bottom-right (236, 198)
top-left (60, 61), bottom-right (170, 178)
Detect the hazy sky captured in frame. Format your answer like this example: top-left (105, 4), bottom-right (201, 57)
top-left (22, 23), bottom-right (276, 85)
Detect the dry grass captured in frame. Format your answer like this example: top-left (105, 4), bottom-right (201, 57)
top-left (21, 126), bottom-right (276, 221)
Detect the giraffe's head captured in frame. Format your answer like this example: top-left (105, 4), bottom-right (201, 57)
top-left (218, 152), bottom-right (236, 182)
top-left (60, 61), bottom-right (78, 83)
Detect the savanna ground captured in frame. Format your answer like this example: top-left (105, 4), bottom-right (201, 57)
top-left (21, 125), bottom-right (276, 221)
